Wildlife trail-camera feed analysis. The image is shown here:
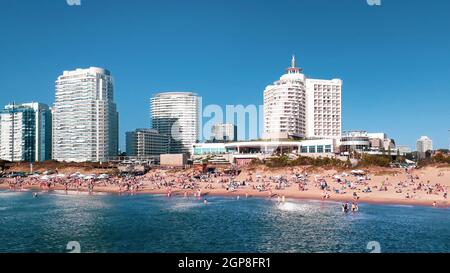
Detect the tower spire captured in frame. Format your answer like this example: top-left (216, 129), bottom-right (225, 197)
top-left (286, 54), bottom-right (301, 74)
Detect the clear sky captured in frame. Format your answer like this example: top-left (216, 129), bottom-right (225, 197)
top-left (0, 0), bottom-right (449, 151)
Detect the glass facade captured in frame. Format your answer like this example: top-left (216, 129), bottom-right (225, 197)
top-left (0, 103), bottom-right (51, 162)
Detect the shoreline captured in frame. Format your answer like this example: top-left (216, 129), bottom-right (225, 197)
top-left (1, 184), bottom-right (448, 209)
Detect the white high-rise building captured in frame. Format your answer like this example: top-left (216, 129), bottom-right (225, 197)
top-left (52, 67), bottom-right (119, 162)
top-left (211, 123), bottom-right (237, 142)
top-left (150, 92), bottom-right (200, 154)
top-left (0, 102), bottom-right (52, 162)
top-left (305, 78), bottom-right (342, 139)
top-left (264, 56), bottom-right (306, 140)
top-left (264, 56), bottom-right (342, 140)
top-left (416, 136), bottom-right (433, 155)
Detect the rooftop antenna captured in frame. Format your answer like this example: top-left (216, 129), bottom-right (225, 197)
top-left (291, 54), bottom-right (296, 68)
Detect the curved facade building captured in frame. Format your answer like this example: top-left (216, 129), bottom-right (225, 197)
top-left (264, 56), bottom-right (306, 139)
top-left (150, 92), bottom-right (199, 154)
top-left (340, 131), bottom-right (371, 153)
top-left (52, 67), bottom-right (118, 162)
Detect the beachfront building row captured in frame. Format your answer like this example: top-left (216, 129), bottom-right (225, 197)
top-left (192, 139), bottom-right (337, 166)
top-left (263, 56), bottom-right (342, 140)
top-left (0, 102), bottom-right (52, 162)
top-left (52, 67), bottom-right (119, 162)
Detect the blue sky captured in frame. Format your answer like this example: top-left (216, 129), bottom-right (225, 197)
top-left (0, 0), bottom-right (449, 150)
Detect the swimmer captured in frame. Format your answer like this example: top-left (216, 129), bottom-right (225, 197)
top-left (33, 192), bottom-right (38, 198)
top-left (203, 199), bottom-right (208, 205)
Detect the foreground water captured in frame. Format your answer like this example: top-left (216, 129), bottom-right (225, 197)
top-left (0, 190), bottom-right (449, 253)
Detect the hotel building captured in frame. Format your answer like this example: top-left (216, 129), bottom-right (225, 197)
top-left (264, 56), bottom-right (342, 140)
top-left (150, 92), bottom-right (200, 154)
top-left (52, 67), bottom-right (119, 162)
top-left (0, 102), bottom-right (52, 162)
top-left (305, 78), bottom-right (342, 139)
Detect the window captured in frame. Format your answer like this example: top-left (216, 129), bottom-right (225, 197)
top-left (309, 146), bottom-right (316, 153)
top-left (317, 146), bottom-right (324, 153)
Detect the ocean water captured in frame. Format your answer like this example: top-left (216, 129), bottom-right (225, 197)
top-left (0, 190), bottom-right (449, 253)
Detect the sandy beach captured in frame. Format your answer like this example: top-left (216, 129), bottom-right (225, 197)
top-left (1, 164), bottom-right (449, 208)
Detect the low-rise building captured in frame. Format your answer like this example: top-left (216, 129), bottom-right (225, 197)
top-left (340, 131), bottom-right (370, 153)
top-left (126, 129), bottom-right (168, 157)
top-left (396, 145), bottom-right (412, 156)
top-left (160, 154), bottom-right (187, 167)
top-left (341, 131), bottom-right (396, 155)
top-left (192, 139), bottom-right (337, 166)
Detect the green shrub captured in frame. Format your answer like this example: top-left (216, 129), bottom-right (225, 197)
top-left (358, 154), bottom-right (391, 167)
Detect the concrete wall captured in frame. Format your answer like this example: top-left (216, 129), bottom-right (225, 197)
top-left (160, 154), bottom-right (187, 167)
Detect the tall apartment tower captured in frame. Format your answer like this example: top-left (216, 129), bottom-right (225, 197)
top-left (264, 56), bottom-right (342, 140)
top-left (416, 136), bottom-right (433, 158)
top-left (0, 102), bottom-right (52, 162)
top-left (211, 123), bottom-right (237, 142)
top-left (150, 92), bottom-right (199, 154)
top-left (263, 55), bottom-right (307, 139)
top-left (305, 78), bottom-right (342, 139)
top-left (52, 67), bottom-right (119, 162)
